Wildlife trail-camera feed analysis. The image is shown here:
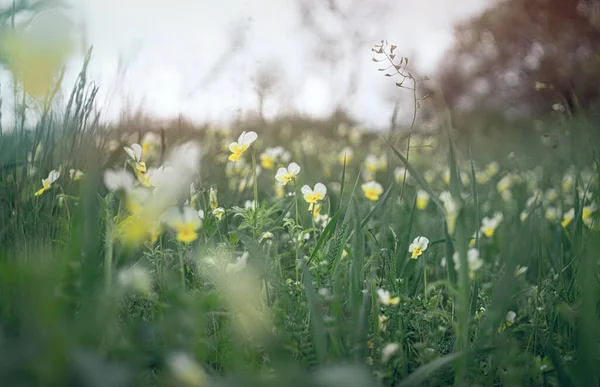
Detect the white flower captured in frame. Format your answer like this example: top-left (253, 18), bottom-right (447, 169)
top-left (301, 183), bottom-right (327, 212)
top-left (123, 143), bottom-right (143, 162)
top-left (167, 352), bottom-right (207, 387)
top-left (440, 191), bottom-right (458, 233)
top-left (394, 167), bottom-right (410, 183)
top-left (514, 265), bottom-right (528, 277)
top-left (376, 288), bottom-right (399, 306)
top-left (160, 206), bottom-right (202, 243)
top-left (33, 169), bottom-right (61, 197)
top-left (69, 169), bottom-right (84, 181)
top-left (104, 169), bottom-right (135, 192)
top-left (453, 248), bottom-right (483, 278)
top-left (381, 342), bottom-right (400, 363)
top-left (227, 252), bottom-right (249, 273)
top-left (408, 236), bottom-right (429, 259)
top-left (275, 162), bottom-right (301, 185)
top-left (506, 310), bottom-right (516, 324)
top-left (118, 265), bottom-right (152, 296)
top-left (338, 146), bottom-right (353, 164)
top-left (228, 131), bottom-right (258, 162)
top-left (148, 166), bottom-right (175, 187)
top-left (481, 212), bottom-right (503, 238)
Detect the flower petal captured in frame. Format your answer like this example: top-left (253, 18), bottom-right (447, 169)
top-left (314, 183), bottom-right (327, 197)
top-left (240, 131), bottom-right (257, 146)
top-left (288, 162), bottom-right (301, 175)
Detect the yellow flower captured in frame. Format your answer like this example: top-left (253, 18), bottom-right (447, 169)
top-left (452, 248), bottom-right (483, 279)
top-left (161, 206), bottom-right (202, 243)
top-left (141, 132), bottom-right (160, 155)
top-left (125, 188), bottom-right (151, 215)
top-left (416, 190), bottom-right (429, 210)
top-left (135, 170), bottom-right (151, 187)
top-left (301, 183), bottom-right (327, 212)
top-left (338, 147), bottom-right (353, 165)
top-left (124, 143), bottom-right (146, 173)
top-left (212, 207), bottom-right (225, 221)
top-left (562, 174), bottom-right (574, 193)
top-left (498, 311), bottom-right (516, 332)
top-left (34, 170), bottom-right (60, 196)
top-left (275, 162), bottom-right (301, 185)
top-left (424, 170), bottom-right (436, 185)
top-left (376, 289), bottom-right (400, 306)
top-left (475, 170), bottom-right (491, 185)
top-left (394, 167), bottom-right (410, 184)
top-left (364, 154), bottom-right (386, 174)
top-left (168, 352), bottom-right (207, 387)
top-left (209, 188), bottom-right (219, 210)
top-left (312, 202), bottom-right (322, 220)
top-left (260, 153), bottom-right (275, 169)
top-left (442, 169), bottom-right (450, 185)
top-left (480, 213), bottom-right (503, 238)
top-left (486, 161), bottom-right (499, 177)
top-left (583, 204), bottom-right (597, 228)
top-left (497, 175), bottom-right (513, 194)
top-left (409, 236), bottom-right (429, 259)
top-left (118, 214), bottom-right (155, 245)
top-left (228, 131), bottom-right (257, 162)
top-left (440, 191), bottom-right (458, 234)
top-left (69, 169), bottom-right (84, 181)
top-left (361, 181), bottom-right (384, 201)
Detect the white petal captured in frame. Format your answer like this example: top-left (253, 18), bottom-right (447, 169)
top-left (159, 206), bottom-right (181, 227)
top-left (103, 169), bottom-right (134, 191)
top-left (241, 131), bottom-right (257, 146)
top-left (301, 185), bottom-right (312, 195)
top-left (47, 170), bottom-right (60, 183)
top-left (131, 143), bottom-right (143, 161)
top-left (314, 183), bottom-right (327, 197)
top-left (123, 146), bottom-right (135, 160)
top-left (275, 167), bottom-right (288, 182)
top-left (182, 206), bottom-right (201, 227)
top-left (287, 162), bottom-right (301, 175)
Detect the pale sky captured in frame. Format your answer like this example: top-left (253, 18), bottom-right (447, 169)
top-left (0, 0), bottom-right (490, 130)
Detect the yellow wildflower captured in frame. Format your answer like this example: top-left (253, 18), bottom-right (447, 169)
top-left (124, 143), bottom-right (147, 173)
top-left (376, 289), bottom-right (399, 306)
top-left (481, 213), bottom-right (503, 238)
top-left (161, 206), bottom-right (202, 243)
top-left (69, 169), bottom-right (84, 181)
top-left (338, 147), bottom-right (353, 165)
top-left (228, 131), bottom-right (257, 162)
top-left (301, 183), bottom-right (327, 212)
top-left (275, 163), bottom-right (301, 185)
top-left (409, 236), bottom-right (429, 259)
top-left (416, 190), bottom-right (429, 210)
top-left (34, 170), bottom-right (60, 196)
top-left (361, 181), bottom-right (384, 201)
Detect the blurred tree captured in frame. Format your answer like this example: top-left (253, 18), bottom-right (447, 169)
top-left (437, 0), bottom-right (600, 117)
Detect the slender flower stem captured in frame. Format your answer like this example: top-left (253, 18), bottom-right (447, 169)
top-left (177, 243), bottom-right (186, 290)
top-left (294, 181), bottom-right (300, 283)
top-left (251, 150), bottom-right (259, 238)
top-left (423, 253), bottom-right (428, 300)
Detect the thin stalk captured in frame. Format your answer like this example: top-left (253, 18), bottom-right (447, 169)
top-left (177, 243), bottom-right (186, 290)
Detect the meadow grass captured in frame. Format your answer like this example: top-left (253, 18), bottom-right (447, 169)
top-left (0, 42), bottom-right (600, 387)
